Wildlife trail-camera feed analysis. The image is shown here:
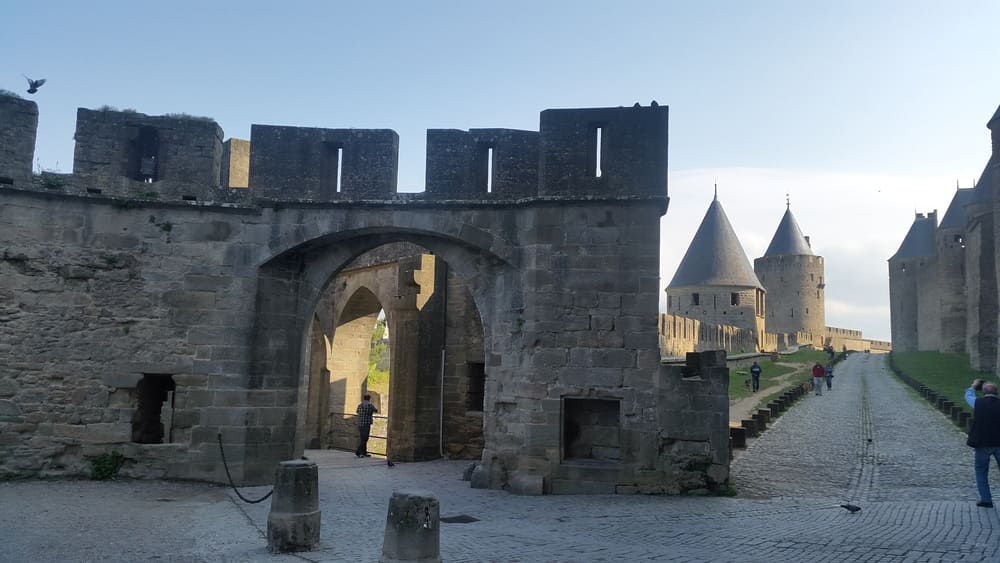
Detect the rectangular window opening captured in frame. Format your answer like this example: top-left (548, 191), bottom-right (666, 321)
top-left (731, 292), bottom-right (739, 306)
top-left (563, 397), bottom-right (620, 462)
top-left (466, 362), bottom-right (486, 412)
top-left (692, 292), bottom-right (700, 306)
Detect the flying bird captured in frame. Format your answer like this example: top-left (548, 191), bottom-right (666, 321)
top-left (840, 503), bottom-right (861, 513)
top-left (24, 75), bottom-right (46, 94)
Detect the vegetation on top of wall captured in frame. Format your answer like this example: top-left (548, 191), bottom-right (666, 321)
top-left (0, 89), bottom-right (23, 99)
top-left (94, 105), bottom-right (138, 113)
top-left (164, 112), bottom-right (214, 123)
top-left (890, 351), bottom-right (989, 412)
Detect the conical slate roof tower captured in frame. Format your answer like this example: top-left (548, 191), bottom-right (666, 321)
top-left (753, 202), bottom-right (825, 338)
top-left (888, 211), bottom-right (939, 352)
top-left (667, 193), bottom-right (765, 336)
top-left (668, 194), bottom-right (762, 289)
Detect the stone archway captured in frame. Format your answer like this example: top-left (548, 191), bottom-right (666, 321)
top-left (302, 243), bottom-right (489, 462)
top-left (324, 286), bottom-right (383, 454)
top-left (245, 228), bottom-right (509, 480)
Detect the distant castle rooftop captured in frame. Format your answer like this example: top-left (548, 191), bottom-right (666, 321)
top-left (891, 211), bottom-right (937, 260)
top-left (939, 187), bottom-right (975, 230)
top-left (763, 204), bottom-right (814, 257)
top-left (668, 193), bottom-right (762, 289)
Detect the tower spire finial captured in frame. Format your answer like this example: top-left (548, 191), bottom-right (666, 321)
top-left (786, 193), bottom-right (790, 209)
top-left (713, 182), bottom-right (717, 201)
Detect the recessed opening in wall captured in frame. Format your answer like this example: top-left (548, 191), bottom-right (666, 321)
top-left (590, 125), bottom-right (605, 178)
top-left (476, 143), bottom-right (495, 193)
top-left (86, 188), bottom-right (102, 194)
top-left (182, 195), bottom-right (197, 201)
top-left (692, 293), bottom-right (700, 306)
top-left (128, 126), bottom-right (160, 183)
top-left (320, 142), bottom-right (343, 194)
top-left (466, 362), bottom-right (485, 411)
top-left (131, 374), bottom-right (176, 444)
top-left (0, 176), bottom-right (13, 185)
top-left (563, 397), bottom-right (620, 462)
top-left (731, 292), bottom-right (739, 306)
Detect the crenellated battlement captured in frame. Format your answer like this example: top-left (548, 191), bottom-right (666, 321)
top-left (0, 100), bottom-right (668, 206)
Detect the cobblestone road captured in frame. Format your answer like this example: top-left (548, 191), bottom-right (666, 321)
top-left (1, 354), bottom-right (997, 562)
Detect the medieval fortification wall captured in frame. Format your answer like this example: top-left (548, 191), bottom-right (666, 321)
top-left (889, 105), bottom-right (1000, 372)
top-left (0, 94), bottom-right (733, 496)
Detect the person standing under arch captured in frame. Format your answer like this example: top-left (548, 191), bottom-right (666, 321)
top-left (355, 394), bottom-right (378, 458)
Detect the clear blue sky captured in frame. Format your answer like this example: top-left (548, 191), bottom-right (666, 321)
top-left (5, 1), bottom-right (999, 341)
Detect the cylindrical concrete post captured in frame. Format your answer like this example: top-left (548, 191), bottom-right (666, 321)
top-left (267, 460), bottom-right (321, 553)
top-left (380, 490), bottom-right (440, 563)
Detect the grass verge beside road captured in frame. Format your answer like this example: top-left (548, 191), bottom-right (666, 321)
top-left (889, 351), bottom-right (990, 414)
top-left (729, 349), bottom-right (835, 402)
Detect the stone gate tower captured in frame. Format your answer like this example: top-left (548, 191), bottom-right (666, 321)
top-left (753, 202), bottom-right (825, 337)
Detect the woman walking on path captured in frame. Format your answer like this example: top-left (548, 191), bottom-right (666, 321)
top-left (825, 364), bottom-right (834, 390)
top-left (812, 363), bottom-right (825, 395)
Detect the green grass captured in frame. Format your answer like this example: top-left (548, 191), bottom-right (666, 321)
top-left (891, 351), bottom-right (988, 414)
top-left (781, 349), bottom-right (833, 365)
top-left (729, 360), bottom-right (796, 401)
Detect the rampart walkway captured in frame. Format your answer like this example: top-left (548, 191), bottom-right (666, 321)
top-left (0, 354), bottom-right (997, 561)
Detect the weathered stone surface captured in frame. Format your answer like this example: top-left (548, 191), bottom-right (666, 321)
top-left (380, 490), bottom-right (440, 563)
top-left (267, 460), bottom-right (320, 553)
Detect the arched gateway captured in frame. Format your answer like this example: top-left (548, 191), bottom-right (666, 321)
top-left (0, 97), bottom-right (730, 494)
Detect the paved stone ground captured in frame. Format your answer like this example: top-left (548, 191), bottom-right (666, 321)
top-left (1, 354), bottom-right (998, 562)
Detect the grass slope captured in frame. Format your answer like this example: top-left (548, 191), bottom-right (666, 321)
top-left (891, 351), bottom-right (990, 413)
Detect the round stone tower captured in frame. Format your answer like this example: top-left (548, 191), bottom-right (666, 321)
top-left (753, 202), bottom-right (825, 338)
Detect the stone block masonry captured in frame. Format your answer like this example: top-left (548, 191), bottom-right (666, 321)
top-left (0, 94), bottom-right (37, 186)
top-left (0, 101), bottom-right (731, 495)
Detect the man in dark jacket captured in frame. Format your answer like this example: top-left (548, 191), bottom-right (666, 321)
top-left (965, 379), bottom-right (1000, 508)
top-left (355, 394), bottom-right (378, 458)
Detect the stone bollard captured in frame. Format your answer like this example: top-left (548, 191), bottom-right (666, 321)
top-left (730, 426), bottom-right (747, 448)
top-left (752, 412), bottom-right (767, 431)
top-left (768, 401), bottom-right (781, 415)
top-left (381, 490), bottom-right (441, 563)
top-left (959, 411), bottom-right (971, 427)
top-left (757, 409), bottom-right (771, 424)
top-left (267, 460), bottom-right (321, 553)
top-left (741, 419), bottom-right (758, 437)
top-left (951, 405), bottom-right (962, 422)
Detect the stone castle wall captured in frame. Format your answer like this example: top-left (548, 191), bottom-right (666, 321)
top-left (1, 99), bottom-right (731, 495)
top-left (0, 96), bottom-right (37, 185)
top-left (658, 314), bottom-right (761, 356)
top-left (936, 225), bottom-right (967, 352)
top-left (665, 286), bottom-right (762, 334)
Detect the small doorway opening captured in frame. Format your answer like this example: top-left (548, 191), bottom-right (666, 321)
top-left (131, 374), bottom-right (176, 444)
